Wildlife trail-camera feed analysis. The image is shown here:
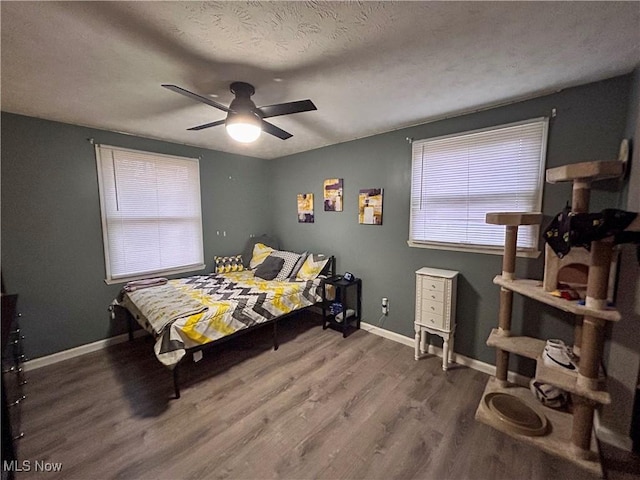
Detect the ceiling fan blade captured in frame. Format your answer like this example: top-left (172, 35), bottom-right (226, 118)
top-left (162, 84), bottom-right (231, 113)
top-left (187, 119), bottom-right (226, 131)
top-left (261, 120), bottom-right (293, 140)
top-left (258, 100), bottom-right (317, 119)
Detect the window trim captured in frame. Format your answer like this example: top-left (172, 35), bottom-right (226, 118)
top-left (408, 117), bottom-right (548, 257)
top-left (406, 239), bottom-right (541, 258)
top-left (95, 144), bottom-right (205, 284)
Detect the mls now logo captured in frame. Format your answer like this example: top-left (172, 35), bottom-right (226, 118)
top-left (3, 460), bottom-right (63, 472)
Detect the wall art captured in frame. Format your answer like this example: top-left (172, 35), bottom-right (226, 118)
top-left (297, 193), bottom-right (314, 223)
top-left (358, 188), bottom-right (383, 225)
top-left (323, 178), bottom-right (343, 212)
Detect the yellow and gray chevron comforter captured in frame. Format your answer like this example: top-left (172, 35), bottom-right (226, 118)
top-left (121, 271), bottom-right (323, 367)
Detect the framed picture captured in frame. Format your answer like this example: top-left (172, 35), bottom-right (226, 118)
top-left (358, 188), bottom-right (383, 225)
top-left (297, 193), bottom-right (314, 223)
top-left (323, 178), bottom-right (343, 212)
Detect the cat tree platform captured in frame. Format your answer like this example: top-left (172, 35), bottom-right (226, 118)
top-left (546, 159), bottom-right (625, 184)
top-left (475, 377), bottom-right (602, 477)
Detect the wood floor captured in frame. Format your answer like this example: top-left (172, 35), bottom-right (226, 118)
top-left (14, 313), bottom-right (640, 480)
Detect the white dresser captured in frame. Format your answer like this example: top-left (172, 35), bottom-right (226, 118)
top-left (415, 267), bottom-right (459, 370)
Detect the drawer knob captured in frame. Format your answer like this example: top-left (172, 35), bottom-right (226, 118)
top-left (2, 366), bottom-right (23, 374)
top-left (9, 395), bottom-right (26, 407)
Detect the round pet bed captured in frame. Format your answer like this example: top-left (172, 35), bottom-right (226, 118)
top-left (484, 392), bottom-right (548, 437)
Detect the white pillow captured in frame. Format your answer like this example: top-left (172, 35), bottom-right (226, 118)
top-left (270, 250), bottom-right (303, 281)
top-left (296, 254), bottom-right (330, 280)
top-left (288, 251), bottom-right (308, 280)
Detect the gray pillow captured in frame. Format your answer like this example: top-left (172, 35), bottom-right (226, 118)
top-left (241, 234), bottom-right (280, 268)
top-left (254, 255), bottom-right (285, 280)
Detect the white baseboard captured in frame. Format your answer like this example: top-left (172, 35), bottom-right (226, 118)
top-left (361, 322), bottom-right (530, 387)
top-left (594, 410), bottom-right (634, 452)
top-left (23, 329), bottom-right (146, 372)
top-left (360, 322), bottom-right (415, 348)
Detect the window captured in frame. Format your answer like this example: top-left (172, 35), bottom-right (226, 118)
top-left (409, 118), bottom-right (548, 256)
top-left (96, 145), bottom-right (205, 283)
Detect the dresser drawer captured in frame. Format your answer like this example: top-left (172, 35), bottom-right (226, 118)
top-left (417, 311), bottom-right (447, 330)
top-left (421, 276), bottom-right (445, 293)
top-left (420, 298), bottom-right (444, 317)
top-left (420, 287), bottom-right (444, 303)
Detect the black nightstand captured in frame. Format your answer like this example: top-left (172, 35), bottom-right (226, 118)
top-left (322, 276), bottom-right (362, 338)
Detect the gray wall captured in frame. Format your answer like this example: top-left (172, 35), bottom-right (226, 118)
top-left (1, 113), bottom-right (273, 358)
top-left (270, 74), bottom-right (633, 372)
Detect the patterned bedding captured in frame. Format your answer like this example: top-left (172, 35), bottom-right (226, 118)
top-left (120, 270), bottom-right (324, 367)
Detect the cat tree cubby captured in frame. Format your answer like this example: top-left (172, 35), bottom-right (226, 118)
top-left (475, 154), bottom-right (628, 477)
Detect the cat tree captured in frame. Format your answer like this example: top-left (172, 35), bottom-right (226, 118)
top-left (475, 143), bottom-right (629, 476)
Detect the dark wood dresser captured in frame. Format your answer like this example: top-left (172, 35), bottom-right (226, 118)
top-left (2, 293), bottom-right (25, 480)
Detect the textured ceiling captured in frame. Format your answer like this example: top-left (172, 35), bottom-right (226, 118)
top-left (1, 1), bottom-right (639, 159)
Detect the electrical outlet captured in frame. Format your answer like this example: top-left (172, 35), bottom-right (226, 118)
top-left (382, 297), bottom-right (389, 315)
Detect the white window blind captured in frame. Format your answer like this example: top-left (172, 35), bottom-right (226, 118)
top-left (409, 118), bottom-right (548, 254)
top-left (96, 145), bottom-right (205, 283)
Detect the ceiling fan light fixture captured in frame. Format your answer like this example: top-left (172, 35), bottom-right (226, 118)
top-left (225, 112), bottom-right (262, 143)
top-left (163, 81), bottom-right (316, 141)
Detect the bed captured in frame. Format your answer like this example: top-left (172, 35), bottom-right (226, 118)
top-left (115, 247), bottom-right (335, 398)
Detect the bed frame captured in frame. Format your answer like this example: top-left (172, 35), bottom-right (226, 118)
top-left (122, 256), bottom-right (336, 399)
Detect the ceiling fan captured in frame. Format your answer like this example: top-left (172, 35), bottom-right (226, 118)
top-left (162, 82), bottom-right (317, 143)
